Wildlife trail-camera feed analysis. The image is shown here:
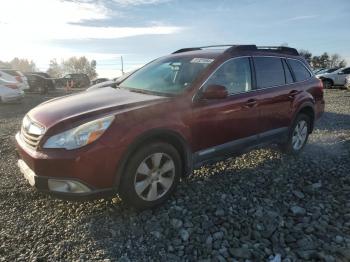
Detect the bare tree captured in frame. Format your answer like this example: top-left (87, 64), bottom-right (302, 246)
top-left (61, 56), bottom-right (97, 79)
top-left (1, 58), bottom-right (37, 72)
top-left (46, 56), bottom-right (98, 79)
top-left (46, 59), bottom-right (62, 78)
top-left (299, 49), bottom-right (312, 64)
top-left (329, 54), bottom-right (347, 68)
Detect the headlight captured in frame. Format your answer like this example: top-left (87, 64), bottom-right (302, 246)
top-left (43, 115), bottom-right (114, 150)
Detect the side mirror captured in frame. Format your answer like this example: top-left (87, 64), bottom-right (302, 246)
top-left (201, 84), bottom-right (228, 99)
top-left (338, 71), bottom-right (344, 75)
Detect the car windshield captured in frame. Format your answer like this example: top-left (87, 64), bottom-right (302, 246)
top-left (119, 56), bottom-right (214, 95)
top-left (326, 68), bottom-right (339, 73)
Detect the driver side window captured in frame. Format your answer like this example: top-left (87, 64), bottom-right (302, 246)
top-left (203, 57), bottom-right (252, 95)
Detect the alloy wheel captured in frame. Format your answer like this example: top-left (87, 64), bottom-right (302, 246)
top-left (292, 120), bottom-right (308, 150)
top-left (134, 152), bottom-right (175, 201)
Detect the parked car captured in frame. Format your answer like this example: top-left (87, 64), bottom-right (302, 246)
top-left (55, 73), bottom-right (90, 89)
top-left (0, 69), bottom-right (30, 91)
top-left (91, 78), bottom-right (109, 85)
top-left (345, 75), bottom-right (350, 90)
top-left (313, 68), bottom-right (325, 74)
top-left (86, 71), bottom-right (136, 91)
top-left (24, 72), bottom-right (55, 94)
top-left (0, 78), bottom-right (24, 103)
top-left (15, 45), bottom-right (324, 209)
top-left (317, 67), bottom-right (350, 89)
top-left (315, 67), bottom-right (340, 77)
top-left (86, 80), bottom-right (118, 91)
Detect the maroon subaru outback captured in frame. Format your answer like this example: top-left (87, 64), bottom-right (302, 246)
top-left (16, 45), bottom-right (324, 209)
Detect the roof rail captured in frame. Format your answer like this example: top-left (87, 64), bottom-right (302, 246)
top-left (172, 48), bottom-right (202, 54)
top-left (257, 46), bottom-right (299, 56)
top-left (172, 45), bottom-right (299, 56)
top-left (172, 45), bottom-right (236, 54)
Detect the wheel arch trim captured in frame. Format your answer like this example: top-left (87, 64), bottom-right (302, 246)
top-left (293, 102), bottom-right (316, 132)
top-left (113, 128), bottom-right (193, 189)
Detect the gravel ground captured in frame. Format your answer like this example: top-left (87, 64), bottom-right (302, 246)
top-left (0, 90), bottom-right (349, 262)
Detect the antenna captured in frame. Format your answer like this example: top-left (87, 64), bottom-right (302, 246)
top-left (121, 56), bottom-right (124, 75)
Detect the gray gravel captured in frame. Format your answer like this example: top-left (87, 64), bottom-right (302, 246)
top-left (0, 90), bottom-right (350, 261)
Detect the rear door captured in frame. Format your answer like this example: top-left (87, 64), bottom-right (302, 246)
top-left (251, 56), bottom-right (297, 141)
top-left (192, 57), bottom-right (261, 163)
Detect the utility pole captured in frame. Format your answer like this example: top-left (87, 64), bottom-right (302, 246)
top-left (121, 56), bottom-right (124, 75)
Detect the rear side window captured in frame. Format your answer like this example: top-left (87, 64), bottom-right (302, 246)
top-left (254, 57), bottom-right (285, 89)
top-left (282, 59), bottom-right (294, 84)
top-left (288, 59), bottom-right (311, 82)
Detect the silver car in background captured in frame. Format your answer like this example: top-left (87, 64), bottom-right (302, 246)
top-left (0, 78), bottom-right (24, 103)
top-left (345, 75), bottom-right (350, 90)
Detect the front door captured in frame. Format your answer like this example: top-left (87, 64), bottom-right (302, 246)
top-left (191, 57), bottom-right (260, 164)
top-left (334, 67), bottom-right (350, 85)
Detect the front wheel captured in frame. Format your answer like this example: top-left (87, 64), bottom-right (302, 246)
top-left (280, 114), bottom-right (310, 155)
top-left (119, 142), bottom-right (182, 209)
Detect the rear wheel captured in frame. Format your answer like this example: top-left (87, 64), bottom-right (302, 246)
top-left (280, 114), bottom-right (310, 155)
top-left (322, 79), bottom-right (333, 89)
top-left (119, 142), bottom-right (182, 209)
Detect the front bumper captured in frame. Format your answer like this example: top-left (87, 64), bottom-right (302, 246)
top-left (15, 132), bottom-right (123, 200)
top-left (17, 158), bottom-right (115, 200)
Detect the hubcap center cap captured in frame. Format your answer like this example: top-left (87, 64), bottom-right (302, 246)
top-left (150, 170), bottom-right (160, 181)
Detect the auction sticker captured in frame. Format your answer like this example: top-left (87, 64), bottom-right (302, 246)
top-left (190, 58), bottom-right (214, 64)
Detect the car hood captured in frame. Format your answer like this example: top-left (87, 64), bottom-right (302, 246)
top-left (28, 87), bottom-right (166, 128)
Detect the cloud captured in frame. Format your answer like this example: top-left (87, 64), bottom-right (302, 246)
top-left (113, 0), bottom-right (170, 6)
top-left (0, 0), bottom-right (182, 69)
top-left (0, 0), bottom-right (181, 40)
top-left (284, 15), bottom-right (319, 22)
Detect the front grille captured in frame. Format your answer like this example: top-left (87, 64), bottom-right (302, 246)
top-left (20, 127), bottom-right (42, 149)
top-left (20, 116), bottom-right (45, 149)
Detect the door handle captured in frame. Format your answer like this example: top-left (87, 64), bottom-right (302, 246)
top-left (288, 90), bottom-right (299, 99)
top-left (244, 99), bottom-right (257, 108)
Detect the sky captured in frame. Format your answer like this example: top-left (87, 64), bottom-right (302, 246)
top-left (0, 0), bottom-right (349, 78)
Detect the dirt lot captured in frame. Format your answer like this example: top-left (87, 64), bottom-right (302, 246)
top-left (0, 90), bottom-right (350, 261)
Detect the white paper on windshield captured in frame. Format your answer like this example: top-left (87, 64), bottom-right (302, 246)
top-left (190, 58), bottom-right (214, 64)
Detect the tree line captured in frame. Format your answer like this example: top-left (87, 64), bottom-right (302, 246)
top-left (0, 56), bottom-right (98, 79)
top-left (298, 50), bottom-right (347, 69)
top-left (1, 50), bottom-right (347, 79)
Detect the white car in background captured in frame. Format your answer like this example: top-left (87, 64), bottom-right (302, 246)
top-left (317, 67), bottom-right (350, 89)
top-left (0, 69), bottom-right (30, 91)
top-left (345, 75), bottom-right (350, 90)
top-left (0, 78), bottom-right (24, 103)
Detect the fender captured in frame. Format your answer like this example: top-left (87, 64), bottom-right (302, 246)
top-left (291, 99), bottom-right (316, 131)
top-left (113, 126), bottom-right (193, 189)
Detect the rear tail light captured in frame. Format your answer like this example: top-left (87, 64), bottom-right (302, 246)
top-left (316, 79), bottom-right (324, 98)
top-left (318, 79), bottom-right (324, 92)
top-left (15, 76), bottom-right (23, 83)
top-left (5, 83), bottom-right (19, 89)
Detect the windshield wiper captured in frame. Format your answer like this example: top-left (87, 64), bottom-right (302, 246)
top-left (124, 87), bottom-right (172, 97)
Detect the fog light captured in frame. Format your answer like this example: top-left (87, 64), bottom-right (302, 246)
top-left (48, 179), bottom-right (92, 193)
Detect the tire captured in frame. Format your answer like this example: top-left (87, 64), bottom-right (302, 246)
top-left (280, 114), bottom-right (310, 155)
top-left (119, 142), bottom-right (182, 209)
top-left (322, 79), bottom-right (333, 89)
